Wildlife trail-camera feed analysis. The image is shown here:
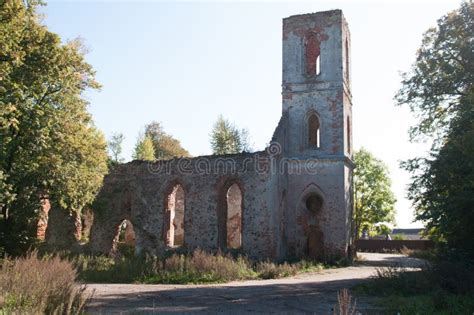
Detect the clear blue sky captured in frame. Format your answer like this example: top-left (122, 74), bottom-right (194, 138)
top-left (41, 0), bottom-right (461, 228)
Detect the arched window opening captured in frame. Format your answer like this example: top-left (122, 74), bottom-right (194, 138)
top-left (306, 194), bottom-right (323, 214)
top-left (305, 34), bottom-right (321, 76)
top-left (165, 184), bottom-right (185, 247)
top-left (308, 113), bottom-right (320, 148)
top-left (113, 219), bottom-right (136, 254)
top-left (347, 116), bottom-right (351, 154)
top-left (226, 183), bottom-right (242, 249)
top-left (118, 220), bottom-right (136, 245)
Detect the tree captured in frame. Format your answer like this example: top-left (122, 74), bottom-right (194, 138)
top-left (353, 148), bottom-right (396, 239)
top-left (396, 2), bottom-right (474, 258)
top-left (406, 92), bottom-right (474, 257)
top-left (108, 132), bottom-right (125, 164)
top-left (132, 134), bottom-right (155, 161)
top-left (210, 115), bottom-right (251, 155)
top-left (0, 0), bottom-right (108, 254)
top-left (144, 121), bottom-right (190, 160)
top-left (396, 1), bottom-right (473, 143)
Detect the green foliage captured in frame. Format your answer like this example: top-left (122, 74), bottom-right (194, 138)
top-left (0, 251), bottom-right (90, 314)
top-left (144, 121), bottom-right (190, 160)
top-left (107, 132), bottom-right (125, 164)
top-left (407, 97), bottom-right (474, 258)
top-left (391, 234), bottom-right (405, 240)
top-left (132, 134), bottom-right (155, 161)
top-left (353, 148), bottom-right (396, 238)
top-left (397, 2), bottom-right (474, 259)
top-left (396, 1), bottom-right (474, 143)
top-left (0, 0), bottom-right (108, 255)
top-left (210, 115), bottom-right (251, 155)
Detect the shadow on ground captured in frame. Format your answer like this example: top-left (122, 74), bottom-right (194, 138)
top-left (88, 278), bottom-right (383, 314)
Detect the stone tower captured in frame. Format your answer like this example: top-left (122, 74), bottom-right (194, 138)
top-left (276, 10), bottom-right (354, 259)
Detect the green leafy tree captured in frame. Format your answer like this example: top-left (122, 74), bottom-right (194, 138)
top-left (411, 97), bottom-right (474, 256)
top-left (144, 121), bottom-right (190, 160)
top-left (108, 132), bottom-right (125, 164)
top-left (0, 0), bottom-right (108, 254)
top-left (396, 1), bottom-right (473, 143)
top-left (396, 2), bottom-right (474, 258)
top-left (210, 115), bottom-right (251, 155)
top-left (353, 148), bottom-right (396, 239)
top-left (132, 134), bottom-right (155, 161)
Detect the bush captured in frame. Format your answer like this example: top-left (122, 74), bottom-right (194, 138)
top-left (256, 261), bottom-right (298, 279)
top-left (0, 251), bottom-right (90, 314)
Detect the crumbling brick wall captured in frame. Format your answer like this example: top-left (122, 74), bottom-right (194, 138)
top-left (88, 10), bottom-right (354, 261)
top-left (89, 152), bottom-right (280, 259)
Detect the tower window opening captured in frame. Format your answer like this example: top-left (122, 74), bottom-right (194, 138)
top-left (308, 113), bottom-right (320, 148)
top-left (305, 34), bottom-right (321, 77)
top-left (345, 38), bottom-right (350, 83)
top-left (316, 55), bottom-right (321, 75)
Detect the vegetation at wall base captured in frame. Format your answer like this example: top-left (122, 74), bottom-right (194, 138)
top-left (71, 249), bottom-right (341, 284)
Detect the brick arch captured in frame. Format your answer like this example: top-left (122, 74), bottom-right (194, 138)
top-left (162, 179), bottom-right (186, 248)
top-left (304, 109), bottom-right (322, 149)
top-left (216, 177), bottom-right (244, 250)
top-left (298, 183), bottom-right (326, 212)
top-left (297, 183), bottom-right (326, 260)
top-left (89, 186), bottom-right (136, 254)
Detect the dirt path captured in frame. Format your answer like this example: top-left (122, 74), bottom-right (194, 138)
top-left (86, 253), bottom-right (425, 314)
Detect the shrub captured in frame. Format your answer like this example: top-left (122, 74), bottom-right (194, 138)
top-left (256, 261), bottom-right (298, 279)
top-left (0, 251), bottom-right (90, 314)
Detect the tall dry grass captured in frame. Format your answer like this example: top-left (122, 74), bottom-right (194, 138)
top-left (75, 249), bottom-right (329, 284)
top-left (0, 251), bottom-right (91, 314)
top-left (333, 289), bottom-right (357, 315)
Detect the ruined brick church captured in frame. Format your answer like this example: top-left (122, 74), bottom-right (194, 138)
top-left (89, 10), bottom-right (354, 261)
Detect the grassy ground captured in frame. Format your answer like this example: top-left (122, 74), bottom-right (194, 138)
top-left (72, 248), bottom-right (347, 284)
top-left (355, 261), bottom-right (474, 314)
